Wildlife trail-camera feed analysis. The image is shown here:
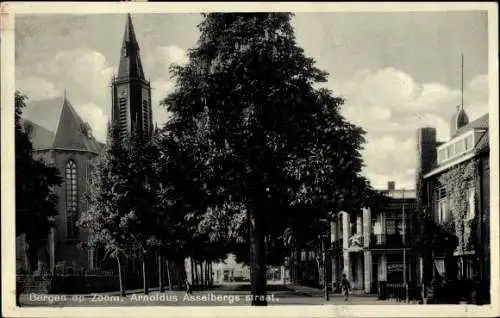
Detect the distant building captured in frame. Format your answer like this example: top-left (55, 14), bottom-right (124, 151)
top-left (210, 254), bottom-right (251, 284)
top-left (416, 105), bottom-right (489, 302)
top-left (330, 182), bottom-right (417, 294)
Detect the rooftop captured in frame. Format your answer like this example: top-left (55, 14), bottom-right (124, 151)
top-left (377, 181), bottom-right (416, 199)
top-left (424, 113), bottom-right (489, 179)
top-left (21, 96), bottom-right (105, 154)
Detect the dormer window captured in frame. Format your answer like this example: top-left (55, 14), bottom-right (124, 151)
top-left (437, 130), bottom-right (475, 165)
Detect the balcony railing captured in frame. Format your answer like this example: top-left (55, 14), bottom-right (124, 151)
top-left (347, 234), bottom-right (364, 250)
top-left (370, 234), bottom-right (409, 248)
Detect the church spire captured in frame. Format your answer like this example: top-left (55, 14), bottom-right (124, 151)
top-left (111, 14), bottom-right (152, 143)
top-left (117, 13), bottom-right (145, 80)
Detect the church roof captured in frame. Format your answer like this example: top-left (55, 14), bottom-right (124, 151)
top-left (117, 14), bottom-right (145, 80)
top-left (20, 119), bottom-right (55, 150)
top-left (21, 96), bottom-right (104, 153)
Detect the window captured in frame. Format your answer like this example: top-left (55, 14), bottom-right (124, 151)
top-left (438, 133), bottom-right (475, 164)
top-left (372, 220), bottom-right (382, 235)
top-left (65, 160), bottom-right (78, 239)
top-left (438, 149), bottom-right (446, 163)
top-left (457, 257), bottom-right (475, 280)
top-left (464, 135), bottom-right (473, 151)
top-left (446, 145), bottom-right (454, 158)
top-left (466, 187), bottom-right (475, 221)
top-left (119, 97), bottom-right (128, 138)
top-left (142, 98), bottom-right (150, 135)
top-left (436, 187), bottom-right (447, 223)
top-left (386, 220), bottom-right (396, 235)
top-left (455, 139), bottom-right (465, 155)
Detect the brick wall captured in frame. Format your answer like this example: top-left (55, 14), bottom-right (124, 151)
top-left (50, 149), bottom-right (98, 268)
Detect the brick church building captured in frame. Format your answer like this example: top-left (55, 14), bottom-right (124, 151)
top-left (17, 14), bottom-right (153, 275)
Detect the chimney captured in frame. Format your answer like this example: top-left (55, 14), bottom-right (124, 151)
top-left (387, 181), bottom-right (395, 191)
top-left (416, 127), bottom-right (437, 175)
top-left (416, 127), bottom-right (437, 215)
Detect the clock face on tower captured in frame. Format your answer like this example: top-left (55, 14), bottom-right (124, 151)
top-left (119, 87), bottom-right (128, 98)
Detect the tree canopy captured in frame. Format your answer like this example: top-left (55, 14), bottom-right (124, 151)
top-left (15, 91), bottom-right (61, 273)
top-left (161, 13), bottom-right (375, 305)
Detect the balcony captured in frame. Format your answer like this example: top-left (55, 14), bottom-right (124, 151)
top-left (370, 234), bottom-right (408, 248)
top-left (346, 234), bottom-right (364, 251)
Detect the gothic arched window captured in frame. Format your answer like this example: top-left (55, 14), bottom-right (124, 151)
top-left (65, 160), bottom-right (78, 239)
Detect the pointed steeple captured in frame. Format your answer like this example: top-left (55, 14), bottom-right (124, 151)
top-left (117, 13), bottom-right (145, 80)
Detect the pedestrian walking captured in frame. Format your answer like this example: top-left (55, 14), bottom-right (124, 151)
top-left (341, 274), bottom-right (351, 302)
top-left (185, 278), bottom-right (193, 295)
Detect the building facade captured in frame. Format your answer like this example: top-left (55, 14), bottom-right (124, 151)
top-left (17, 97), bottom-right (105, 273)
top-left (330, 182), bottom-right (417, 294)
top-left (17, 14), bottom-right (154, 277)
top-left (416, 106), bottom-right (490, 303)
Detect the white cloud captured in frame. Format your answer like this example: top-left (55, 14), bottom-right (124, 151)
top-left (16, 76), bottom-right (60, 101)
top-left (37, 47), bottom-right (115, 106)
top-left (74, 102), bottom-right (108, 143)
top-left (151, 79), bottom-right (175, 127)
top-left (145, 46), bottom-right (189, 128)
top-left (145, 45), bottom-right (189, 79)
top-left (21, 47), bottom-right (115, 143)
top-left (334, 67), bottom-right (488, 190)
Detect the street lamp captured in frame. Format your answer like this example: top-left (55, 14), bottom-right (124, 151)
top-left (319, 218), bottom-right (330, 302)
top-left (321, 236), bottom-right (329, 301)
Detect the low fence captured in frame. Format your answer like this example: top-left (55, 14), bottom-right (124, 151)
top-left (377, 282), bottom-right (422, 302)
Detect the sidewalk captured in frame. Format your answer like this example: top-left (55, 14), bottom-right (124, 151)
top-left (287, 284), bottom-right (377, 298)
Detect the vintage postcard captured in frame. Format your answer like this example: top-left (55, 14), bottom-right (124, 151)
top-left (1, 2), bottom-right (498, 318)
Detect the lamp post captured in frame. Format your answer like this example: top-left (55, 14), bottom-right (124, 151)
top-left (319, 217), bottom-right (330, 302)
top-left (321, 237), bottom-right (329, 301)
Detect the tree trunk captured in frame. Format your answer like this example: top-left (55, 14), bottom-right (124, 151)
top-left (193, 259), bottom-right (199, 287)
top-left (209, 263), bottom-right (213, 286)
top-left (191, 258), bottom-right (196, 287)
top-left (248, 206), bottom-right (267, 306)
top-left (205, 261), bottom-right (209, 286)
top-left (176, 261), bottom-right (183, 291)
top-left (142, 249), bottom-right (149, 295)
top-left (116, 254), bottom-right (126, 297)
top-left (199, 261), bottom-right (203, 288)
top-left (166, 259), bottom-right (172, 290)
top-left (201, 261), bottom-right (205, 288)
top-left (158, 252), bottom-right (164, 292)
top-left (24, 235), bottom-right (38, 274)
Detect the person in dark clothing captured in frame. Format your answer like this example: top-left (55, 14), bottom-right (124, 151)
top-left (185, 279), bottom-right (193, 295)
top-left (341, 274), bottom-right (351, 301)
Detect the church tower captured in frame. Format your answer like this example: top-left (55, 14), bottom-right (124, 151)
top-left (111, 14), bottom-right (152, 142)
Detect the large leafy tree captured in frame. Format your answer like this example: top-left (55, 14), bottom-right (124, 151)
top-left (153, 127), bottom-right (231, 288)
top-left (79, 124), bottom-right (138, 296)
top-left (163, 13), bottom-right (371, 305)
top-left (15, 91), bottom-right (61, 273)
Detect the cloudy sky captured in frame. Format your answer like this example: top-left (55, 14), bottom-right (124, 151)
top-left (15, 11), bottom-right (489, 189)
